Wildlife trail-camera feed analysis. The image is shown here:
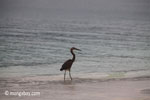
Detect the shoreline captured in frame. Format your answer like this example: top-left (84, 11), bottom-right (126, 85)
top-left (0, 74), bottom-right (150, 100)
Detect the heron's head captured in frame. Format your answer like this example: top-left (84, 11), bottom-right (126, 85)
top-left (71, 47), bottom-right (81, 51)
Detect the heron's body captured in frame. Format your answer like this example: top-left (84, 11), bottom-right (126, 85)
top-left (60, 47), bottom-right (81, 81)
top-left (60, 59), bottom-right (73, 71)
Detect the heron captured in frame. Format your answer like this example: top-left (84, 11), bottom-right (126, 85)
top-left (60, 47), bottom-right (81, 81)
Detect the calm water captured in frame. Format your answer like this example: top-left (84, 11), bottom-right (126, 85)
top-left (0, 0), bottom-right (150, 77)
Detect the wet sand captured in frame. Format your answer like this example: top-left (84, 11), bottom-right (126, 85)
top-left (0, 76), bottom-right (150, 100)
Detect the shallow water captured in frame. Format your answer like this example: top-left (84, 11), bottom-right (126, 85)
top-left (0, 76), bottom-right (150, 100)
top-left (0, 0), bottom-right (150, 77)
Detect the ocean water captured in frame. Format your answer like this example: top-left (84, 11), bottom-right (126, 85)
top-left (0, 0), bottom-right (150, 77)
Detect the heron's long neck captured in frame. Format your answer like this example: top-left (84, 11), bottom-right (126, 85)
top-left (71, 50), bottom-right (75, 61)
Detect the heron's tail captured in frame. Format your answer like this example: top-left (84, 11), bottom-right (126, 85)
top-left (60, 68), bottom-right (63, 71)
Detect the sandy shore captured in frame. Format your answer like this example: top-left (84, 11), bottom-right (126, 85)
top-left (0, 75), bottom-right (150, 100)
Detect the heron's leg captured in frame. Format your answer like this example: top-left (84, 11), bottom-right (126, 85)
top-left (69, 70), bottom-right (72, 80)
top-left (64, 70), bottom-right (66, 81)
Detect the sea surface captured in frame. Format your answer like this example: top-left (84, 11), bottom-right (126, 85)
top-left (0, 0), bottom-right (150, 78)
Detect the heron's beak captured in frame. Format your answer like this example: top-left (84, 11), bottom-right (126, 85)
top-left (75, 48), bottom-right (81, 51)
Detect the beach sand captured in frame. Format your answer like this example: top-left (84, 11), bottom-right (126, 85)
top-left (0, 75), bottom-right (150, 100)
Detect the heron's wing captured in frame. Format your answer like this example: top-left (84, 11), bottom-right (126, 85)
top-left (61, 59), bottom-right (73, 70)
